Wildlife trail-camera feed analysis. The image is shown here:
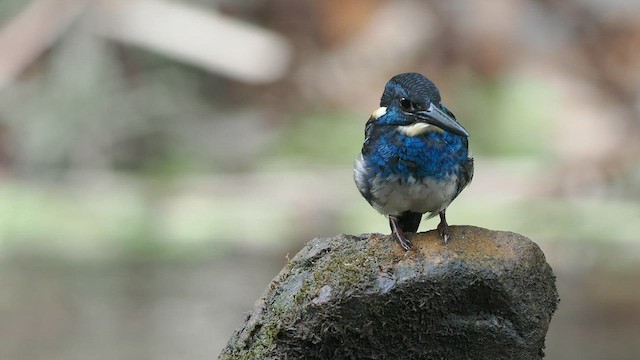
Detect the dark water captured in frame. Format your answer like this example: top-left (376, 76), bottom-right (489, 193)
top-left (543, 242), bottom-right (640, 360)
top-left (1, 242), bottom-right (639, 360)
top-left (0, 252), bottom-right (285, 360)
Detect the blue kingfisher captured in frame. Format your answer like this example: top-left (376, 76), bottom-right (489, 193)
top-left (354, 72), bottom-right (473, 250)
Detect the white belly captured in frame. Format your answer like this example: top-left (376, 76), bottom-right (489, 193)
top-left (369, 174), bottom-right (458, 216)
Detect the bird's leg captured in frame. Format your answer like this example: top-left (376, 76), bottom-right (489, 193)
top-left (437, 210), bottom-right (450, 244)
top-left (389, 215), bottom-right (412, 251)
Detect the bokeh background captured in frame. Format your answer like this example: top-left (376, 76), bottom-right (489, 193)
top-left (1, 0), bottom-right (639, 359)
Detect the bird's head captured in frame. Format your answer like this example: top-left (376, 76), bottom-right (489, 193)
top-left (370, 72), bottom-right (469, 137)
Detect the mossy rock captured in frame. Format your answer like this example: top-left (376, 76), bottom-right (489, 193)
top-left (219, 226), bottom-right (559, 360)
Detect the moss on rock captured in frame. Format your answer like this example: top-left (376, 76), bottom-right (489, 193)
top-left (219, 226), bottom-right (559, 360)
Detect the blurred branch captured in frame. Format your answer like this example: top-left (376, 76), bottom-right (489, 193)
top-left (91, 0), bottom-right (291, 83)
top-left (0, 0), bottom-right (291, 88)
top-left (0, 0), bottom-right (85, 90)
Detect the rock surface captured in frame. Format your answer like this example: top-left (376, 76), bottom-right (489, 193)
top-left (219, 226), bottom-right (559, 360)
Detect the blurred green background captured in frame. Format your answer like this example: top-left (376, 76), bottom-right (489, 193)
top-left (1, 0), bottom-right (640, 359)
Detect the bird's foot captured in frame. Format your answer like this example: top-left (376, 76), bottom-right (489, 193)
top-left (389, 215), bottom-right (412, 251)
top-left (437, 210), bottom-right (450, 244)
top-left (397, 234), bottom-right (413, 251)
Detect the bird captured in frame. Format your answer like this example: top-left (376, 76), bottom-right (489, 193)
top-left (354, 72), bottom-right (473, 251)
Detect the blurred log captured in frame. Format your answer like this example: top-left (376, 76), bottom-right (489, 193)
top-left (219, 226), bottom-right (559, 360)
top-left (0, 0), bottom-right (85, 89)
top-left (91, 0), bottom-right (291, 83)
top-left (0, 0), bottom-right (291, 88)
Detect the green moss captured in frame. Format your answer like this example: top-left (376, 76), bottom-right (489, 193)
top-left (224, 236), bottom-right (385, 358)
top-left (220, 230), bottom-right (559, 359)
top-left (294, 237), bottom-right (381, 306)
top-left (294, 281), bottom-right (313, 305)
top-left (246, 323), bottom-right (279, 359)
top-left (218, 321), bottom-right (282, 359)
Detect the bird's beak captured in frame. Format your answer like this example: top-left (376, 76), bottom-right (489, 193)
top-left (415, 103), bottom-right (469, 137)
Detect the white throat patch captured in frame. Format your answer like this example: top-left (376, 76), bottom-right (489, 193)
top-left (398, 122), bottom-right (441, 137)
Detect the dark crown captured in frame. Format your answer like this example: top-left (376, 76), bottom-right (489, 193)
top-left (380, 72), bottom-right (441, 107)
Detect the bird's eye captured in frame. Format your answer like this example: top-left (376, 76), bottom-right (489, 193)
top-left (399, 98), bottom-right (413, 111)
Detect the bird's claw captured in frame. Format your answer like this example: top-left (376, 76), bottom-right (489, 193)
top-left (437, 211), bottom-right (450, 245)
top-left (437, 221), bottom-right (449, 244)
top-left (389, 215), bottom-right (413, 251)
top-left (397, 235), bottom-right (413, 251)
